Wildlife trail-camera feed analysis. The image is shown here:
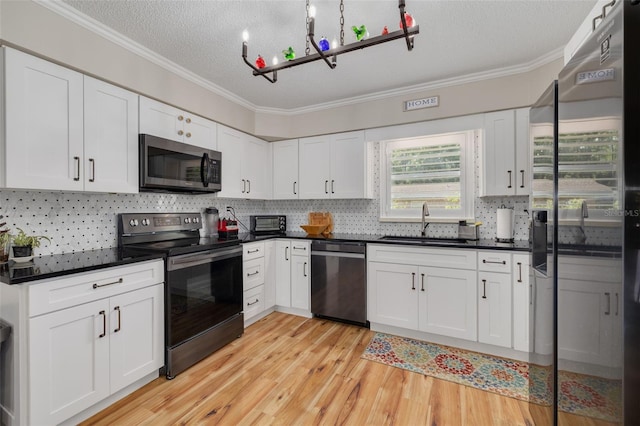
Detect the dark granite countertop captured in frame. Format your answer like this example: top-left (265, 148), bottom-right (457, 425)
top-left (240, 232), bottom-right (531, 252)
top-left (0, 248), bottom-right (165, 285)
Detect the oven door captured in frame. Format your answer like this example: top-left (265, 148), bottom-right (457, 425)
top-left (165, 245), bottom-right (242, 348)
top-left (139, 134), bottom-right (221, 193)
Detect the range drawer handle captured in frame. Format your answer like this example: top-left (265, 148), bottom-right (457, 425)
top-left (247, 249), bottom-right (260, 254)
top-left (247, 299), bottom-right (260, 306)
top-left (247, 270), bottom-right (260, 277)
top-left (482, 259), bottom-right (506, 265)
top-left (93, 278), bottom-right (123, 289)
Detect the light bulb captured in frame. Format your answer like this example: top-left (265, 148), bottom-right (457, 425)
top-left (332, 37), bottom-right (338, 49)
top-left (272, 56), bottom-right (279, 66)
top-left (309, 5), bottom-right (316, 18)
top-left (242, 30), bottom-right (249, 42)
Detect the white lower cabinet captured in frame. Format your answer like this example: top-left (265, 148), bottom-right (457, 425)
top-left (477, 271), bottom-right (512, 348)
top-left (29, 284), bottom-right (163, 425)
top-left (512, 254), bottom-right (532, 352)
top-left (367, 244), bottom-right (477, 342)
top-left (242, 241), bottom-right (277, 326)
top-left (274, 239), bottom-right (311, 316)
top-left (0, 260), bottom-right (164, 426)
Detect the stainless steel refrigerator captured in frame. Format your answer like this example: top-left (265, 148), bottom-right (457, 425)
top-left (532, 1), bottom-right (640, 424)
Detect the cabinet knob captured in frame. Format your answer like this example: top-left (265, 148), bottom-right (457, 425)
top-left (186, 132), bottom-right (192, 138)
top-left (178, 115), bottom-right (184, 121)
top-left (178, 130), bottom-right (184, 136)
top-left (186, 117), bottom-right (191, 124)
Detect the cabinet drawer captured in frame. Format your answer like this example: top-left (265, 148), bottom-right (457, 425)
top-left (28, 260), bottom-right (164, 317)
top-left (244, 285), bottom-right (265, 320)
top-left (243, 257), bottom-right (265, 290)
top-left (291, 240), bottom-right (310, 256)
top-left (478, 251), bottom-right (512, 273)
top-left (367, 244), bottom-right (476, 270)
top-left (243, 242), bottom-right (265, 261)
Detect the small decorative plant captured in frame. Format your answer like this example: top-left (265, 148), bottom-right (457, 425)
top-left (11, 228), bottom-right (51, 258)
top-left (0, 230), bottom-right (10, 263)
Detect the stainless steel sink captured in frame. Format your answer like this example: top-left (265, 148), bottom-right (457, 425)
top-left (378, 235), bottom-right (468, 244)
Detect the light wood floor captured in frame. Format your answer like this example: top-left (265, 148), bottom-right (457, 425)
top-left (82, 312), bottom-right (614, 426)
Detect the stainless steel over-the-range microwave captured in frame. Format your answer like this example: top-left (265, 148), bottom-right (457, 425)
top-left (139, 134), bottom-right (222, 193)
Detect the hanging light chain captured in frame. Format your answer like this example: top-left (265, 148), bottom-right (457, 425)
top-left (339, 0), bottom-right (345, 46)
top-left (305, 0), bottom-right (311, 56)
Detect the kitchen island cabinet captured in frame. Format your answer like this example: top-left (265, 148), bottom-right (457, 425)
top-left (0, 259), bottom-right (164, 426)
top-left (2, 47), bottom-right (139, 193)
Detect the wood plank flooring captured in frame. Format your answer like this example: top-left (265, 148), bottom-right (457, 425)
top-left (81, 312), bottom-right (613, 425)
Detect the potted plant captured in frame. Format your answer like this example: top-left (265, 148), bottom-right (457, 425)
top-left (11, 228), bottom-right (51, 258)
top-left (0, 231), bottom-right (10, 263)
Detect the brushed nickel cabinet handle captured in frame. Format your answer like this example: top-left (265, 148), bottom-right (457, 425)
top-left (247, 180), bottom-right (251, 193)
top-left (411, 272), bottom-right (416, 290)
top-left (605, 292), bottom-right (611, 315)
top-left (89, 158), bottom-right (95, 182)
top-left (520, 170), bottom-right (525, 188)
top-left (325, 180), bottom-right (329, 194)
top-left (93, 278), bottom-right (123, 289)
top-left (293, 246), bottom-right (306, 251)
top-left (285, 246), bottom-right (289, 261)
top-left (482, 279), bottom-right (487, 299)
top-left (98, 310), bottom-right (106, 338)
top-left (331, 180), bottom-right (335, 194)
top-left (247, 299), bottom-right (260, 306)
top-left (293, 181), bottom-right (297, 195)
top-left (517, 262), bottom-right (522, 282)
top-left (247, 270), bottom-right (260, 277)
top-left (73, 156), bottom-right (81, 181)
top-left (421, 273), bottom-right (425, 291)
top-left (114, 306), bottom-right (121, 333)
top-left (507, 170), bottom-right (512, 189)
top-left (247, 249), bottom-right (260, 254)
top-left (242, 179), bottom-right (246, 193)
top-left (303, 262), bottom-right (307, 277)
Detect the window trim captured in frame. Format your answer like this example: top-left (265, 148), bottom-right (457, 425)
top-left (379, 130), bottom-right (476, 222)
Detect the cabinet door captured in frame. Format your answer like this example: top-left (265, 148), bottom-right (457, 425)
top-left (217, 125), bottom-right (245, 198)
top-left (84, 76), bottom-right (139, 193)
top-left (299, 136), bottom-right (331, 199)
top-left (109, 284), bottom-right (164, 394)
top-left (264, 240), bottom-right (276, 309)
top-left (367, 262), bottom-right (419, 329)
top-left (512, 254), bottom-right (532, 352)
top-left (558, 279), bottom-right (619, 366)
top-left (244, 136), bottom-right (271, 199)
top-left (478, 271), bottom-right (512, 348)
top-left (275, 240), bottom-right (291, 307)
top-left (29, 300), bottom-right (110, 425)
top-left (291, 254), bottom-right (310, 311)
top-left (514, 108), bottom-right (530, 196)
top-left (139, 96), bottom-right (183, 142)
top-left (183, 113), bottom-right (217, 150)
top-left (418, 267), bottom-right (477, 340)
top-left (482, 110), bottom-right (515, 196)
top-left (4, 47), bottom-right (84, 191)
top-left (330, 131), bottom-right (366, 198)
top-left (272, 139), bottom-right (299, 199)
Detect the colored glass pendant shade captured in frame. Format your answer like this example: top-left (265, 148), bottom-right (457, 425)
top-left (255, 55), bottom-right (266, 69)
top-left (282, 46), bottom-right (296, 61)
top-left (382, 26), bottom-right (389, 35)
top-left (318, 37), bottom-right (330, 52)
top-left (400, 12), bottom-right (414, 29)
top-left (352, 25), bottom-right (368, 41)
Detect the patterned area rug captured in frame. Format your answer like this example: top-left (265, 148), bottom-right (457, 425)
top-left (362, 333), bottom-right (621, 423)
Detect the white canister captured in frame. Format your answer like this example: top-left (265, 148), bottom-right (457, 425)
top-left (496, 205), bottom-right (514, 241)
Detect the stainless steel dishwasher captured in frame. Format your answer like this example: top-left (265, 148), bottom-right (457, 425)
top-left (311, 240), bottom-right (368, 327)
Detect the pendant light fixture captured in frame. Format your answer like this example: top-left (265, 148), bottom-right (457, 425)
top-left (241, 0), bottom-right (419, 83)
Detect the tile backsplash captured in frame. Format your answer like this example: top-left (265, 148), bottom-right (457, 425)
top-left (0, 141), bottom-right (618, 256)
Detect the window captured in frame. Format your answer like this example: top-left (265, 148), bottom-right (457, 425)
top-left (380, 131), bottom-right (475, 221)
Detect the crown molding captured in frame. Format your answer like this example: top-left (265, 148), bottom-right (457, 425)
top-left (36, 0), bottom-right (562, 117)
top-left (34, 0), bottom-right (259, 112)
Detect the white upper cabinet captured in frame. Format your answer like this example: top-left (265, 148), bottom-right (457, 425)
top-left (217, 124), bottom-right (271, 199)
top-left (2, 47), bottom-right (138, 193)
top-left (3, 47), bottom-right (84, 191)
top-left (481, 108), bottom-right (530, 197)
top-left (298, 130), bottom-right (368, 199)
top-left (139, 96), bottom-right (217, 149)
top-left (272, 139), bottom-right (300, 199)
top-left (84, 76), bottom-right (139, 193)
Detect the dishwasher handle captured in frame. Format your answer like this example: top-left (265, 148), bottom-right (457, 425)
top-left (311, 240), bottom-right (366, 255)
top-left (311, 251), bottom-right (365, 259)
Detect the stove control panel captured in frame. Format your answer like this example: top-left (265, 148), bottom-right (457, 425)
top-left (119, 212), bottom-right (202, 235)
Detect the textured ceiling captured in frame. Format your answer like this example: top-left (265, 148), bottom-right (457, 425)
top-left (61, 0), bottom-right (597, 111)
